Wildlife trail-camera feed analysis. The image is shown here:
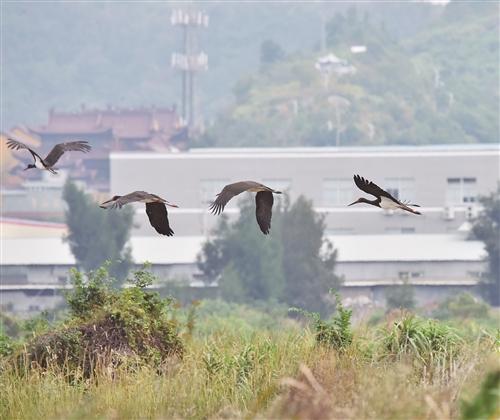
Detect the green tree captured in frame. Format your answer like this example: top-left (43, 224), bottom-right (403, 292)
top-left (281, 196), bottom-right (339, 314)
top-left (260, 39), bottom-right (285, 67)
top-left (198, 196), bottom-right (284, 302)
top-left (63, 180), bottom-right (133, 281)
top-left (198, 195), bottom-right (341, 313)
top-left (471, 185), bottom-right (500, 306)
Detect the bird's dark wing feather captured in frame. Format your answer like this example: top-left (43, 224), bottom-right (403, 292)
top-left (353, 174), bottom-right (398, 202)
top-left (145, 202), bottom-right (174, 236)
top-left (255, 191), bottom-right (274, 235)
top-left (44, 141), bottom-right (91, 167)
top-left (6, 138), bottom-right (43, 163)
top-left (209, 181), bottom-right (260, 215)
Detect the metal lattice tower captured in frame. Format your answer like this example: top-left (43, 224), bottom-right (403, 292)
top-left (171, 9), bottom-right (209, 129)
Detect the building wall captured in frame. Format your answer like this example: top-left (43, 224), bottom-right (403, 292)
top-left (336, 260), bottom-right (486, 283)
top-left (339, 284), bottom-right (480, 308)
top-left (0, 290), bottom-right (65, 317)
top-left (110, 145), bottom-right (500, 236)
top-left (1, 265), bottom-right (72, 285)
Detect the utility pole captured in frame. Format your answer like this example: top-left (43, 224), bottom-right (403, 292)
top-left (171, 9), bottom-right (209, 129)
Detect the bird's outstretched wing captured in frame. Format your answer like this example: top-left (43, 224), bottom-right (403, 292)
top-left (353, 174), bottom-right (398, 202)
top-left (6, 138), bottom-right (43, 164)
top-left (146, 202), bottom-right (174, 236)
top-left (209, 181), bottom-right (262, 215)
top-left (255, 191), bottom-right (274, 235)
top-left (44, 140), bottom-right (91, 167)
top-left (104, 191), bottom-right (162, 209)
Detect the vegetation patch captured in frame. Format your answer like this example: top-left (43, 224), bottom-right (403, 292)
top-left (380, 313), bottom-right (463, 380)
top-left (14, 265), bottom-right (183, 377)
top-left (290, 291), bottom-right (353, 352)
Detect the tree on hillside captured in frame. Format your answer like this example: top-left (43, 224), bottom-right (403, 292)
top-left (471, 185), bottom-right (500, 306)
top-left (197, 195), bottom-right (341, 313)
top-left (63, 180), bottom-right (133, 281)
top-left (260, 39), bottom-right (285, 67)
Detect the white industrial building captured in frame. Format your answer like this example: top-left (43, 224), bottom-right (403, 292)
top-left (1, 144), bottom-right (498, 316)
top-left (1, 233), bottom-right (486, 316)
top-left (109, 144), bottom-right (500, 236)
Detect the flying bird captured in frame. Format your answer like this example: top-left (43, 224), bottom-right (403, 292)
top-left (6, 138), bottom-right (91, 174)
top-left (349, 174), bottom-right (421, 215)
top-left (209, 181), bottom-right (282, 234)
top-left (100, 191), bottom-right (179, 236)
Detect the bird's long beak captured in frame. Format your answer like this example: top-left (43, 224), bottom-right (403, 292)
top-left (165, 201), bottom-right (179, 208)
top-left (275, 190), bottom-right (282, 194)
top-left (348, 200), bottom-right (359, 206)
top-left (23, 166), bottom-right (29, 171)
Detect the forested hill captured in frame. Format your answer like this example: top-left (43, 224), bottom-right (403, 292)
top-left (4, 2), bottom-right (498, 146)
top-left (200, 2), bottom-right (499, 147)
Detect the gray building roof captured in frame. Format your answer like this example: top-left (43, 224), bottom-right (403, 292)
top-left (1, 234), bottom-right (485, 266)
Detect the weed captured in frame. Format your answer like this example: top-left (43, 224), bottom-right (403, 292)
top-left (290, 291), bottom-right (353, 351)
top-left (380, 313), bottom-right (463, 381)
top-left (461, 369), bottom-right (500, 419)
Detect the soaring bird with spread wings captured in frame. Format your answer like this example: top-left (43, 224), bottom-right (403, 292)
top-left (100, 191), bottom-right (179, 236)
top-left (6, 138), bottom-right (91, 174)
top-left (348, 174), bottom-right (421, 215)
top-left (209, 181), bottom-right (282, 234)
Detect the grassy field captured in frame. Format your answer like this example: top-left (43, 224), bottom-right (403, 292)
top-left (1, 272), bottom-right (499, 419)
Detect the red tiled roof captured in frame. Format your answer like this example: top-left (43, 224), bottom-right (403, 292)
top-left (30, 107), bottom-right (179, 140)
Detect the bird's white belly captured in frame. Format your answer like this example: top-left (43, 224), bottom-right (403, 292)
top-left (380, 196), bottom-right (400, 210)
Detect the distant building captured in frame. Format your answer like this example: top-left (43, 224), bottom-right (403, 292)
top-left (350, 45), bottom-right (367, 54)
top-left (315, 53), bottom-right (357, 77)
top-left (109, 144), bottom-right (500, 236)
top-left (0, 171), bottom-right (108, 221)
top-left (30, 106), bottom-right (181, 151)
top-left (6, 106), bottom-right (183, 192)
top-left (0, 233), bottom-right (485, 316)
top-left (2, 106), bottom-right (185, 220)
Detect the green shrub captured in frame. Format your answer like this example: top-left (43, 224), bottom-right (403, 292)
top-left (290, 291), bottom-right (353, 351)
top-left (433, 293), bottom-right (490, 320)
top-left (0, 332), bottom-right (15, 357)
top-left (461, 370), bottom-right (500, 419)
top-left (380, 314), bottom-right (463, 377)
top-left (15, 265), bottom-right (183, 377)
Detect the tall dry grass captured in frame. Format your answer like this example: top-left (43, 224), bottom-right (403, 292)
top-left (1, 322), bottom-right (497, 420)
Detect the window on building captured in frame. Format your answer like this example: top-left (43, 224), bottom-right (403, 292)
top-left (384, 177), bottom-right (416, 202)
top-left (398, 271), bottom-right (424, 280)
top-left (322, 178), bottom-right (353, 207)
top-left (200, 179), bottom-right (230, 205)
top-left (446, 177), bottom-right (477, 205)
top-left (385, 227), bottom-right (416, 234)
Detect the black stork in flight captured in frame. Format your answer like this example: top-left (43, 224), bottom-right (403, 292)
top-left (349, 174), bottom-right (421, 215)
top-left (6, 138), bottom-right (91, 174)
top-left (100, 191), bottom-right (179, 236)
top-left (209, 181), bottom-right (282, 234)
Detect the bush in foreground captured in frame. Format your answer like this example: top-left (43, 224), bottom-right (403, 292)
top-left (290, 291), bottom-right (353, 352)
top-left (15, 265), bottom-right (183, 377)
